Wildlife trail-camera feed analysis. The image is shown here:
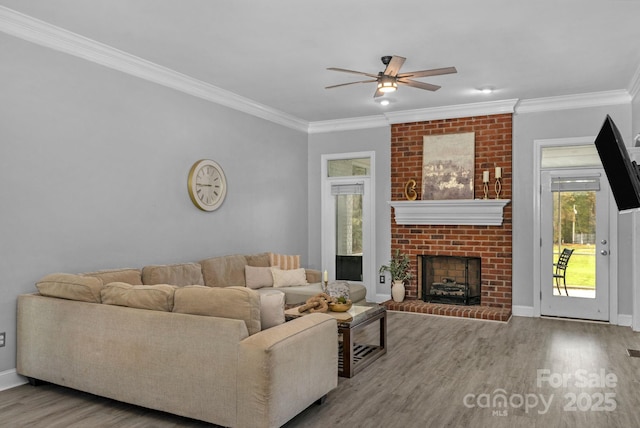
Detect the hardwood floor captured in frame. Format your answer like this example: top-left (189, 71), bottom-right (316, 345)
top-left (3, 311), bottom-right (640, 427)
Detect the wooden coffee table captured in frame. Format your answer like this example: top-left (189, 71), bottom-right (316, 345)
top-left (285, 302), bottom-right (386, 378)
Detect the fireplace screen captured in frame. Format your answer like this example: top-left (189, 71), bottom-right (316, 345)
top-left (419, 255), bottom-right (481, 305)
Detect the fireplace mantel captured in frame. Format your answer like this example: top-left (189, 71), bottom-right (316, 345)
top-left (389, 199), bottom-right (510, 226)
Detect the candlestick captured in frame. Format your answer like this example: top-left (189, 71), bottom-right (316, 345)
top-left (494, 176), bottom-right (502, 199)
top-left (483, 182), bottom-right (489, 199)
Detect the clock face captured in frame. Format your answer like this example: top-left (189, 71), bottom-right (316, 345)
top-left (187, 159), bottom-right (227, 211)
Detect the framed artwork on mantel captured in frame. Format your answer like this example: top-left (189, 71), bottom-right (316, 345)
top-left (422, 132), bottom-right (475, 200)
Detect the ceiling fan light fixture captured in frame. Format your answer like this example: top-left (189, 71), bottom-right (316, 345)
top-left (377, 76), bottom-right (398, 93)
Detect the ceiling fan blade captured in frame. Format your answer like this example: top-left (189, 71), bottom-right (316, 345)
top-left (327, 67), bottom-right (379, 79)
top-left (325, 79), bottom-right (378, 89)
top-left (383, 56), bottom-right (406, 77)
top-left (398, 66), bottom-right (457, 79)
top-left (398, 78), bottom-right (441, 91)
top-left (373, 88), bottom-right (385, 98)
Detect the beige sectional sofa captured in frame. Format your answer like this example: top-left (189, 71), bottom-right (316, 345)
top-left (16, 251), bottom-right (366, 428)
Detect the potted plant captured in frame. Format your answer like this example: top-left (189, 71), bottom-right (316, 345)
top-left (379, 249), bottom-right (413, 302)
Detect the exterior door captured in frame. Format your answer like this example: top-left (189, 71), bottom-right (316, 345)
top-left (321, 153), bottom-right (374, 299)
top-left (540, 169), bottom-right (610, 320)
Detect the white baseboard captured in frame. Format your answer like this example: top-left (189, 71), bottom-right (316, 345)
top-left (512, 305), bottom-right (534, 317)
top-left (617, 314), bottom-right (633, 327)
top-left (511, 306), bottom-right (633, 327)
top-left (0, 369), bottom-right (27, 391)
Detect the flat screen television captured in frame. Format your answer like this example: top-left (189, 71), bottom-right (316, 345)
top-left (593, 115), bottom-right (640, 212)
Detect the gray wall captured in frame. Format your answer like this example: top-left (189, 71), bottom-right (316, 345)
top-left (634, 92), bottom-right (640, 140)
top-left (512, 104), bottom-right (633, 313)
top-left (307, 126), bottom-right (392, 301)
top-left (0, 35), bottom-right (308, 372)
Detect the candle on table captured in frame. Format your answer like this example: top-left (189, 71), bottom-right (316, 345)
top-left (483, 170), bottom-right (490, 183)
top-left (495, 167), bottom-right (502, 179)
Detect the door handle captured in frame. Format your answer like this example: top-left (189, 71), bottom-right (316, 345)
top-left (600, 250), bottom-right (608, 256)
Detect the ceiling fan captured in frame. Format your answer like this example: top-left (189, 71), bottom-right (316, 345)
top-left (326, 55), bottom-right (457, 98)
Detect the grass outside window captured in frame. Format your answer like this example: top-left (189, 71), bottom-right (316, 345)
top-left (553, 244), bottom-right (595, 289)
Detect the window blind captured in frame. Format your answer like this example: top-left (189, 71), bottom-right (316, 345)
top-left (550, 175), bottom-right (600, 192)
top-left (331, 183), bottom-right (364, 195)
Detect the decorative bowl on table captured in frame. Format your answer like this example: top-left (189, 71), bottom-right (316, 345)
top-left (329, 300), bottom-right (352, 312)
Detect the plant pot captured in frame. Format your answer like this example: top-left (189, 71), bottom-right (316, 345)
top-left (391, 280), bottom-right (405, 302)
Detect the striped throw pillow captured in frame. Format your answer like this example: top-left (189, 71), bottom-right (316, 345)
top-left (269, 253), bottom-right (300, 270)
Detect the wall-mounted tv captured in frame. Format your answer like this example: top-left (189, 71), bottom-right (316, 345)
top-left (593, 115), bottom-right (640, 212)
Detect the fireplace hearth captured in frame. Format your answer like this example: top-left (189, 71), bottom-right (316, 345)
top-left (419, 255), bottom-right (481, 305)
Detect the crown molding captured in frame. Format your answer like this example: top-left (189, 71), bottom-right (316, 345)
top-left (384, 99), bottom-right (519, 124)
top-left (0, 6), bottom-right (309, 133)
top-left (308, 99), bottom-right (520, 134)
top-left (515, 90), bottom-right (631, 114)
top-left (307, 115), bottom-right (389, 134)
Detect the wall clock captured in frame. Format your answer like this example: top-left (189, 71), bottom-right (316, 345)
top-left (187, 159), bottom-right (227, 211)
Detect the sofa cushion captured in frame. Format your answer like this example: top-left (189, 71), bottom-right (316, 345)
top-left (305, 269), bottom-right (321, 283)
top-left (279, 282), bottom-right (368, 305)
top-left (255, 288), bottom-right (286, 329)
top-left (83, 268), bottom-right (143, 285)
top-left (142, 263), bottom-right (204, 286)
top-left (101, 282), bottom-right (177, 312)
top-left (200, 254), bottom-right (247, 287)
top-left (173, 286), bottom-right (261, 335)
top-left (244, 265), bottom-right (274, 289)
top-left (245, 252), bottom-right (271, 267)
top-left (36, 273), bottom-right (103, 303)
top-left (271, 267), bottom-right (308, 288)
top-left (269, 253), bottom-right (300, 270)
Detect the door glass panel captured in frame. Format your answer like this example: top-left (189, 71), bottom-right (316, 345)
top-left (551, 189), bottom-right (596, 299)
top-left (541, 145), bottom-right (600, 168)
top-left (328, 158), bottom-right (370, 177)
top-left (335, 193), bottom-right (363, 281)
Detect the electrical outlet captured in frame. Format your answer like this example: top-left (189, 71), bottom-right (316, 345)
top-left (0, 332), bottom-right (5, 347)
top-left (379, 275), bottom-right (385, 284)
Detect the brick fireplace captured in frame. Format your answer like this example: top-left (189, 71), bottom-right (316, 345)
top-left (383, 114), bottom-right (513, 321)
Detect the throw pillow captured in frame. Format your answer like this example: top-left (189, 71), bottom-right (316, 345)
top-left (268, 253), bottom-right (300, 270)
top-left (256, 289), bottom-right (286, 329)
top-left (245, 265), bottom-right (274, 289)
top-left (36, 273), bottom-right (103, 303)
top-left (271, 267), bottom-right (308, 288)
top-left (101, 282), bottom-right (177, 312)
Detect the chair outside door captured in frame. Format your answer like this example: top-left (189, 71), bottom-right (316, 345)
top-left (553, 248), bottom-right (574, 296)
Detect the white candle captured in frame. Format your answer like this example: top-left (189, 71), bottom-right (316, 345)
top-left (495, 167), bottom-right (502, 179)
top-left (323, 270), bottom-right (328, 282)
top-left (483, 170), bottom-right (489, 183)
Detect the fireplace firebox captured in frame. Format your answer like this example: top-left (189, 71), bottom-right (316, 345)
top-left (419, 255), bottom-right (481, 305)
